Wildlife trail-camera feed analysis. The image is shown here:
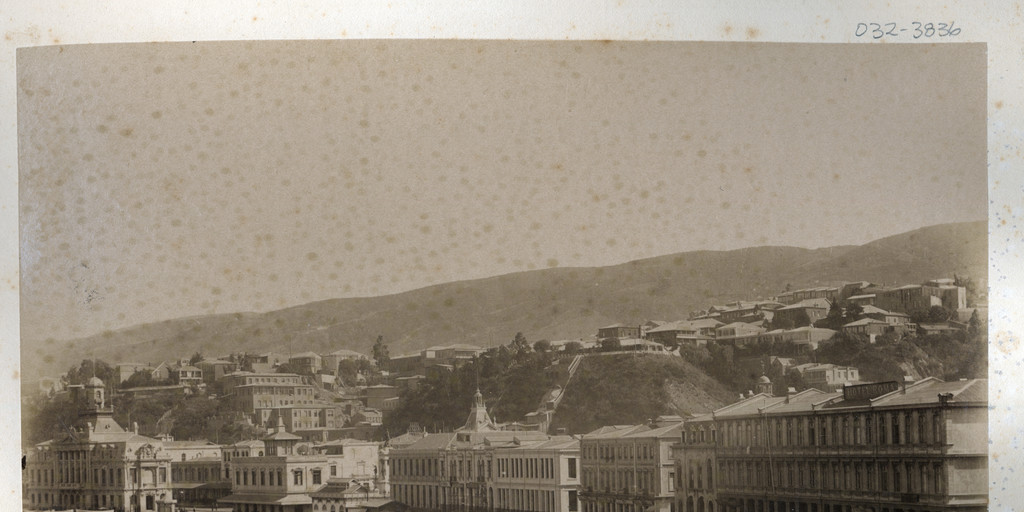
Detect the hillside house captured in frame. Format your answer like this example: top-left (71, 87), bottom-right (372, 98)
top-left (597, 324), bottom-right (641, 340)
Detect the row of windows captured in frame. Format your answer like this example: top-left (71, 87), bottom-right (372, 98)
top-left (240, 376), bottom-right (301, 385)
top-left (581, 442), bottom-right (660, 462)
top-left (172, 465), bottom-right (217, 483)
top-left (716, 459), bottom-right (945, 495)
top-left (579, 498), bottom-right (649, 512)
top-left (392, 483), bottom-right (577, 512)
top-left (392, 455), bottom-right (577, 482)
top-left (239, 386), bottom-right (313, 395)
top-left (496, 456), bottom-right (558, 480)
top-left (27, 492), bottom-right (124, 510)
top-left (684, 409), bottom-right (944, 449)
top-left (682, 459), bottom-right (714, 491)
top-left (390, 456), bottom-right (440, 478)
top-left (234, 466), bottom-right (333, 487)
top-left (581, 468), bottom-right (661, 494)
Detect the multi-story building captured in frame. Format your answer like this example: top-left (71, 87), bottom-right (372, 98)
top-left (388, 390), bottom-right (581, 512)
top-left (175, 365), bottom-right (204, 387)
top-left (759, 327), bottom-right (836, 351)
top-left (161, 438), bottom-right (224, 462)
top-left (23, 377), bottom-right (177, 512)
top-left (772, 299), bottom-right (830, 328)
top-left (578, 417), bottom-right (685, 512)
top-left (221, 371), bottom-right (318, 422)
top-left (220, 420), bottom-right (333, 512)
top-left (387, 345), bottom-right (487, 377)
top-left (259, 402), bottom-right (347, 433)
top-left (675, 378), bottom-right (987, 512)
top-left (598, 324), bottom-right (642, 340)
top-left (776, 287), bottom-right (841, 306)
top-left (793, 364), bottom-right (860, 392)
top-left (322, 349), bottom-right (371, 376)
top-left (198, 359), bottom-right (238, 384)
top-left (313, 438), bottom-right (382, 484)
top-left (291, 351), bottom-right (325, 375)
top-left (861, 306), bottom-right (911, 326)
top-left (646, 320), bottom-right (723, 347)
top-left (715, 323), bottom-right (767, 347)
top-left (365, 385), bottom-right (402, 412)
top-left (171, 454), bottom-right (231, 507)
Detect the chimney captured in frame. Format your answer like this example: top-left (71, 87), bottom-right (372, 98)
top-left (133, 422), bottom-right (139, 434)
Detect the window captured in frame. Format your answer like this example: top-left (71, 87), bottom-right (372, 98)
top-left (568, 491), bottom-right (578, 512)
top-left (313, 469), bottom-right (322, 485)
top-left (917, 413), bottom-right (926, 444)
top-left (294, 470), bottom-right (304, 485)
top-left (330, 465), bottom-right (337, 477)
top-left (568, 458), bottom-right (577, 479)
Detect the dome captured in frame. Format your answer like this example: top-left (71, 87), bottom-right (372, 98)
top-left (87, 376), bottom-right (105, 388)
top-left (757, 375), bottom-right (771, 384)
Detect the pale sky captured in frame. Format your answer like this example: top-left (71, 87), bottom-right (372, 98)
top-left (18, 41), bottom-right (986, 342)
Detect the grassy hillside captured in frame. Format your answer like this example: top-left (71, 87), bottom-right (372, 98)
top-left (549, 354), bottom-right (736, 434)
top-left (23, 221), bottom-right (986, 379)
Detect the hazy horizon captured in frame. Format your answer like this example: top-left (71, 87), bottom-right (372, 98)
top-left (19, 41), bottom-right (987, 343)
top-left (29, 218), bottom-right (985, 345)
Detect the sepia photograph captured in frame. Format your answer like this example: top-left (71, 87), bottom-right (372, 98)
top-left (17, 39), bottom-right (990, 512)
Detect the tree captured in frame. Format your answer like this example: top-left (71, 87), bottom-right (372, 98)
top-left (772, 309), bottom-right (810, 330)
top-left (564, 341), bottom-right (584, 353)
top-left (121, 370), bottom-right (156, 389)
top-left (65, 359), bottom-right (118, 388)
top-left (276, 361), bottom-right (309, 375)
top-left (815, 299), bottom-right (846, 330)
top-left (372, 335), bottom-right (390, 368)
top-left (954, 274), bottom-right (978, 306)
top-left (337, 359), bottom-right (360, 387)
top-left (844, 303), bottom-right (864, 322)
top-left (967, 309), bottom-right (981, 337)
top-left (189, 352), bottom-right (204, 365)
top-left (533, 340), bottom-right (551, 353)
top-left (510, 332), bottom-right (531, 354)
top-left (600, 337), bottom-right (621, 352)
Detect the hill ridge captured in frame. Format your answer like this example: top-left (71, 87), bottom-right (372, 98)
top-left (23, 221), bottom-right (986, 378)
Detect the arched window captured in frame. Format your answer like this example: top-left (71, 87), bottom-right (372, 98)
top-left (706, 458), bottom-right (713, 489)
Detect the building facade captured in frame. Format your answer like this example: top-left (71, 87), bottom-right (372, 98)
top-left (23, 378), bottom-right (177, 512)
top-left (388, 391), bottom-right (581, 512)
top-left (675, 378), bottom-right (987, 512)
top-left (222, 371), bottom-right (318, 423)
top-left (578, 417), bottom-right (684, 512)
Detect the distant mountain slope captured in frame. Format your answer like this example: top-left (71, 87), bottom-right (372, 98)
top-left (23, 221), bottom-right (986, 378)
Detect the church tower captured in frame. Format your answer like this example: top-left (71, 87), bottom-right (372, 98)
top-left (459, 388), bottom-right (497, 432)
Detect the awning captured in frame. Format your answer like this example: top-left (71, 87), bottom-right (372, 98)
top-left (219, 493), bottom-right (312, 505)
